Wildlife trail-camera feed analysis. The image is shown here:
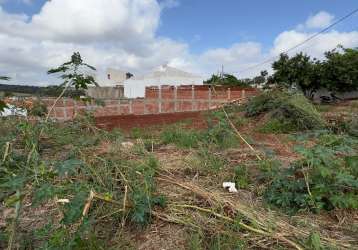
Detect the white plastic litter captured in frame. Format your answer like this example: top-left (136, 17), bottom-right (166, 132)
top-left (0, 104), bottom-right (27, 117)
top-left (222, 182), bottom-right (238, 193)
top-left (56, 198), bottom-right (70, 204)
top-left (121, 141), bottom-right (134, 149)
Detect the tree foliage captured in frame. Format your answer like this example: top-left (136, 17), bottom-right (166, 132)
top-left (272, 46), bottom-right (358, 93)
top-left (0, 75), bottom-right (10, 112)
top-left (204, 73), bottom-right (251, 87)
top-left (321, 46), bottom-right (358, 91)
top-left (48, 52), bottom-right (98, 90)
top-left (0, 84), bottom-right (85, 97)
top-left (0, 76), bottom-right (10, 81)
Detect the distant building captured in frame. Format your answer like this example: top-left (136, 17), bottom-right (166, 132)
top-left (87, 68), bottom-right (132, 99)
top-left (123, 65), bottom-right (204, 98)
top-left (88, 65), bottom-right (204, 99)
top-left (97, 68), bottom-right (132, 86)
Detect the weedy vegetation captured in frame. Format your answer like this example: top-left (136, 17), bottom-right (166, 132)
top-left (1, 87), bottom-right (358, 249)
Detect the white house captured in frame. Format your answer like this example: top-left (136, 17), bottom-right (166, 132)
top-left (87, 68), bottom-right (129, 99)
top-left (123, 65), bottom-right (204, 98)
top-left (90, 65), bottom-right (204, 99)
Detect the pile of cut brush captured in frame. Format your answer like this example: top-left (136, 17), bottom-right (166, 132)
top-left (244, 89), bottom-right (326, 132)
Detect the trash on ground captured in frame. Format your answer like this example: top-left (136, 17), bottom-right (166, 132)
top-left (222, 182), bottom-right (238, 193)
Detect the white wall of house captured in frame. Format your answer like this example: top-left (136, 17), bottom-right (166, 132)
top-left (123, 65), bottom-right (204, 98)
top-left (95, 68), bottom-right (128, 87)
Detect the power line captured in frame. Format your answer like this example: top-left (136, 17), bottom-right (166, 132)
top-left (231, 7), bottom-right (358, 75)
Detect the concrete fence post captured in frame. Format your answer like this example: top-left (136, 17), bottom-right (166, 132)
top-left (242, 89), bottom-right (246, 99)
top-left (129, 99), bottom-right (133, 114)
top-left (174, 86), bottom-right (178, 112)
top-left (208, 87), bottom-right (212, 110)
top-left (143, 98), bottom-right (147, 115)
top-left (117, 99), bottom-right (121, 114)
top-left (158, 86), bottom-right (162, 113)
top-left (191, 85), bottom-right (195, 111)
top-left (63, 98), bottom-right (68, 120)
top-left (227, 88), bottom-right (231, 100)
top-left (74, 100), bottom-right (78, 117)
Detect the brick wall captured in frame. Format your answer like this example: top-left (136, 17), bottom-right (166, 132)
top-left (43, 85), bottom-right (258, 121)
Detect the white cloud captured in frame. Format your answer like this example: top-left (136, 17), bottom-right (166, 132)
top-left (0, 0), bottom-right (160, 47)
top-left (305, 11), bottom-right (335, 29)
top-left (0, 0), bottom-right (188, 84)
top-left (196, 42), bottom-right (266, 77)
top-left (271, 30), bottom-right (358, 58)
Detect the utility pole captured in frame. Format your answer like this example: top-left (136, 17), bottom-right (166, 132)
top-left (221, 64), bottom-right (224, 84)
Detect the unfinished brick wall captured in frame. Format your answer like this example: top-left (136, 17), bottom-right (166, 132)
top-left (44, 85), bottom-right (258, 121)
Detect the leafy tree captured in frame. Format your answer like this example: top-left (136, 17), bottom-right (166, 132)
top-left (0, 76), bottom-right (10, 81)
top-left (46, 52), bottom-right (98, 120)
top-left (272, 53), bottom-right (320, 96)
top-left (0, 75), bottom-right (10, 112)
top-left (271, 46), bottom-right (358, 95)
top-left (252, 70), bottom-right (268, 86)
top-left (204, 73), bottom-right (250, 87)
top-left (48, 52), bottom-right (97, 91)
top-left (321, 46), bottom-right (358, 91)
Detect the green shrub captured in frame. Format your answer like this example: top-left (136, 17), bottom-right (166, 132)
top-left (128, 155), bottom-right (166, 225)
top-left (265, 133), bottom-right (358, 213)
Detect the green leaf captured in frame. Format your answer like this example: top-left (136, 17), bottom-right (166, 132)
top-left (307, 232), bottom-right (322, 250)
top-left (345, 156), bottom-right (358, 176)
top-left (0, 99), bottom-right (7, 113)
top-left (61, 191), bottom-right (88, 225)
top-left (0, 175), bottom-right (27, 192)
top-left (32, 183), bottom-right (57, 207)
top-left (152, 195), bottom-right (167, 208)
top-left (55, 159), bottom-right (83, 177)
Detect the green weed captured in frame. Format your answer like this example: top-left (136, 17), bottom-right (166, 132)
top-left (265, 133), bottom-right (358, 213)
top-left (161, 125), bottom-right (202, 148)
top-left (205, 110), bottom-right (239, 148)
top-left (233, 165), bottom-right (250, 189)
top-left (258, 118), bottom-right (296, 133)
top-left (0, 118), bottom-right (165, 249)
top-left (197, 147), bottom-right (227, 173)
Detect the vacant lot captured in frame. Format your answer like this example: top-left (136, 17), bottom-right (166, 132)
top-left (1, 93), bottom-right (357, 249)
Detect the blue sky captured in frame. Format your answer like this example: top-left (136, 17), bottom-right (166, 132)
top-left (0, 0), bottom-right (357, 84)
top-left (158, 0), bottom-right (358, 53)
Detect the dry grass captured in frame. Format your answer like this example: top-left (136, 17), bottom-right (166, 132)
top-left (152, 140), bottom-right (358, 249)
